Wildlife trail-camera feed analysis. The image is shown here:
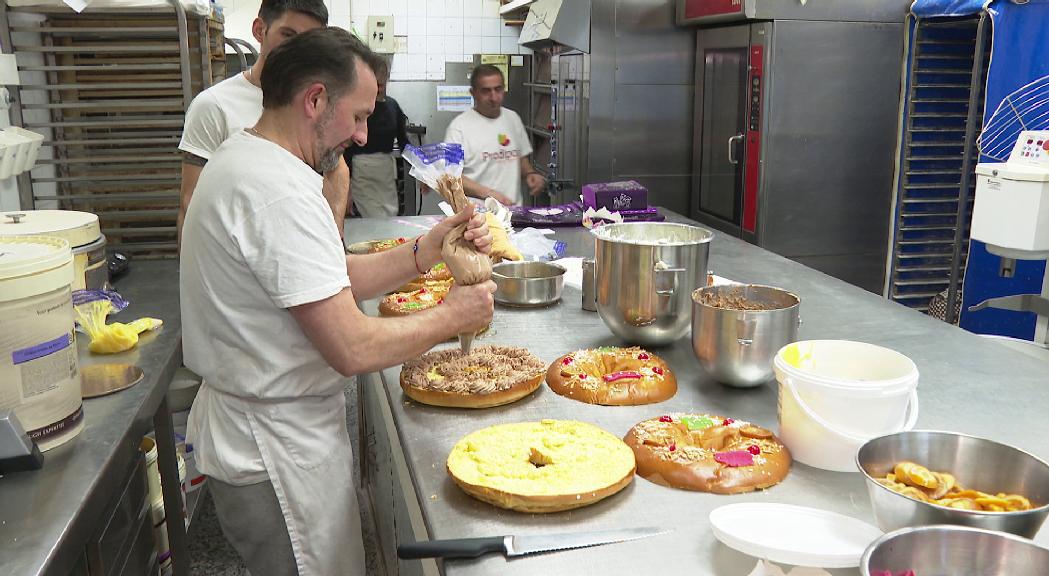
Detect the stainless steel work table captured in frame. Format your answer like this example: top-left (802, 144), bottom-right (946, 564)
top-left (0, 261), bottom-right (191, 576)
top-left (347, 211), bottom-right (1049, 576)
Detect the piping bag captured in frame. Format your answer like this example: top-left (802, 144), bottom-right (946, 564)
top-left (403, 143), bottom-right (491, 354)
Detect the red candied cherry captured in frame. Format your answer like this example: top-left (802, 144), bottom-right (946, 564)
top-left (396, 297), bottom-right (407, 303)
top-left (637, 352), bottom-right (650, 360)
top-left (652, 366), bottom-right (664, 376)
top-left (398, 237), bottom-right (407, 242)
top-left (658, 415), bottom-right (673, 423)
top-left (437, 299), bottom-right (444, 305)
top-left (578, 373), bottom-right (587, 380)
top-left (562, 356), bottom-right (574, 365)
top-left (418, 287), bottom-right (427, 294)
top-left (722, 418), bottom-right (735, 426)
top-left (668, 443), bottom-right (677, 452)
top-left (747, 445), bottom-right (761, 456)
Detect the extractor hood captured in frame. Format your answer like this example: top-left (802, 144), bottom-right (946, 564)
top-left (519, 0), bottom-right (590, 53)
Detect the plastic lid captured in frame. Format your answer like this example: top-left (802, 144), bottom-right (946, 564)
top-left (709, 503), bottom-right (882, 569)
top-left (0, 236), bottom-right (72, 280)
top-left (1, 209), bottom-right (101, 247)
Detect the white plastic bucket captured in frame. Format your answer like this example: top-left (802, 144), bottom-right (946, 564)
top-left (0, 236), bottom-right (82, 451)
top-left (774, 340), bottom-right (920, 472)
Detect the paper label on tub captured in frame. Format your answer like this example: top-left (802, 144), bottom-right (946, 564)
top-left (13, 333), bottom-right (70, 364)
top-left (13, 333), bottom-right (77, 400)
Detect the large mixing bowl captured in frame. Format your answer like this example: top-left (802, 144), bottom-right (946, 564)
top-left (861, 524), bottom-right (1049, 576)
top-left (592, 222), bottom-right (713, 346)
top-left (691, 284), bottom-right (800, 387)
top-left (857, 430), bottom-right (1049, 538)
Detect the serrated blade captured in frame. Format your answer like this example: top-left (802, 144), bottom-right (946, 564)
top-left (507, 526), bottom-right (670, 557)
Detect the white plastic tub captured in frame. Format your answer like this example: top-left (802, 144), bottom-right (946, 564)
top-left (774, 340), bottom-right (919, 472)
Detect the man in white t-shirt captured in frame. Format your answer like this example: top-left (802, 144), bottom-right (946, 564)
top-left (445, 64), bottom-right (547, 205)
top-left (177, 0), bottom-right (350, 246)
top-left (180, 28), bottom-right (495, 576)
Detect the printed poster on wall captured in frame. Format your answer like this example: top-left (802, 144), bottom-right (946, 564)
top-left (436, 85), bottom-right (473, 112)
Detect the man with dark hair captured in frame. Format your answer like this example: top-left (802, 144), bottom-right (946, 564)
top-left (177, 0), bottom-right (349, 246)
top-left (343, 57), bottom-right (412, 217)
top-left (180, 28), bottom-right (495, 576)
top-left (445, 63), bottom-right (546, 205)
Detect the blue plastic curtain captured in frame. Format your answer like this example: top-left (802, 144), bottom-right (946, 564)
top-left (952, 0), bottom-right (1049, 337)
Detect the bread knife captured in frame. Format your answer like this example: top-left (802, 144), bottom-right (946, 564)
top-left (398, 526), bottom-right (670, 559)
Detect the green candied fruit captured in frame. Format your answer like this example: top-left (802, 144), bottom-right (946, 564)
top-left (681, 415), bottom-right (714, 431)
top-left (595, 346), bottom-right (618, 353)
top-left (403, 302), bottom-right (424, 310)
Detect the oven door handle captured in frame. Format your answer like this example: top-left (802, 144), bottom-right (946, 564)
top-left (728, 134), bottom-right (744, 165)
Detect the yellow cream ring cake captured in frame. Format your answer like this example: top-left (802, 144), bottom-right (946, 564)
top-left (546, 346), bottom-right (677, 405)
top-left (400, 345), bottom-right (544, 408)
top-left (447, 419), bottom-right (636, 513)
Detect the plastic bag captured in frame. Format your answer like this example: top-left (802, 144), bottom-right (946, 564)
top-left (512, 228), bottom-right (565, 261)
top-left (72, 289), bottom-right (162, 354)
top-left (403, 143), bottom-right (492, 285)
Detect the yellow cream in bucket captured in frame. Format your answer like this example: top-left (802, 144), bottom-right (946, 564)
top-left (774, 340), bottom-right (919, 472)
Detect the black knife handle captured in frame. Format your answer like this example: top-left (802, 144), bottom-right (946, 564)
top-left (398, 536), bottom-right (506, 559)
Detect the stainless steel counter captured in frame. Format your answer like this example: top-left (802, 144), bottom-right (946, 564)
top-left (346, 212), bottom-right (1049, 575)
top-left (0, 261), bottom-right (185, 576)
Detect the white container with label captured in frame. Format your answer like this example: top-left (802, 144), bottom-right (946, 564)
top-left (0, 236), bottom-right (83, 451)
top-left (1, 210), bottom-right (108, 290)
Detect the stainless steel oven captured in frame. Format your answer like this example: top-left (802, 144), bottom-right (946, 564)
top-left (684, 1), bottom-right (910, 293)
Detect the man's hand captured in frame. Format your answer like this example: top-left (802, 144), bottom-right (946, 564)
top-left (487, 189), bottom-right (514, 206)
top-left (525, 172), bottom-right (547, 197)
top-left (418, 203), bottom-right (493, 265)
top-left (441, 280), bottom-right (497, 333)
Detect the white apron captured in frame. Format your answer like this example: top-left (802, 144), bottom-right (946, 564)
top-left (351, 152), bottom-right (398, 217)
top-left (210, 388), bottom-right (366, 576)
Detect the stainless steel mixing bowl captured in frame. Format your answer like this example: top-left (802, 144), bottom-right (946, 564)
top-left (691, 284), bottom-right (800, 387)
top-left (861, 524), bottom-right (1049, 576)
top-left (592, 222), bottom-right (713, 346)
top-left (857, 430), bottom-right (1049, 538)
top-left (492, 261), bottom-right (565, 307)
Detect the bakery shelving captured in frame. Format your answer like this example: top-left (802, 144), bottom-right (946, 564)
top-left (1, 0), bottom-right (226, 258)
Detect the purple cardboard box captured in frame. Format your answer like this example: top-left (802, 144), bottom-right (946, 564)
top-left (582, 180), bottom-right (648, 211)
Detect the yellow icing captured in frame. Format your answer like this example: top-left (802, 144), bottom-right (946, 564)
top-left (447, 420), bottom-right (635, 496)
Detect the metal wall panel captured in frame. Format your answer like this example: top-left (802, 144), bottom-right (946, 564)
top-left (677, 0), bottom-right (911, 26)
top-left (570, 0), bottom-right (694, 213)
top-left (615, 0), bottom-right (695, 86)
top-left (760, 20), bottom-right (904, 291)
top-left (613, 83), bottom-right (693, 214)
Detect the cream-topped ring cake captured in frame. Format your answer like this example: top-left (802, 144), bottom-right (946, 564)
top-left (447, 419), bottom-right (636, 513)
top-left (400, 345), bottom-right (544, 408)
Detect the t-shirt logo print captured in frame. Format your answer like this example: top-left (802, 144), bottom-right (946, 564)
top-left (497, 133), bottom-right (511, 147)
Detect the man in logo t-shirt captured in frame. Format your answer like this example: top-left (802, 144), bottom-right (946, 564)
top-left (445, 64), bottom-right (546, 205)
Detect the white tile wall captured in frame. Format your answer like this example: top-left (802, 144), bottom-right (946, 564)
top-left (425, 36), bottom-right (446, 54)
top-left (356, 0), bottom-right (522, 81)
top-left (481, 35), bottom-right (500, 54)
top-left (463, 35), bottom-right (482, 56)
top-left (481, 17), bottom-right (500, 37)
top-left (445, 35), bottom-right (464, 55)
top-left (407, 34), bottom-right (427, 54)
